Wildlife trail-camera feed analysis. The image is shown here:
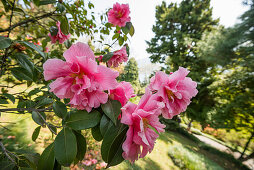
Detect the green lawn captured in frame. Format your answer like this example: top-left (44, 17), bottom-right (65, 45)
top-left (110, 131), bottom-right (249, 170)
top-left (0, 113), bottom-right (249, 170)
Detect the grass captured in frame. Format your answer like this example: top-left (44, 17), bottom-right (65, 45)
top-left (1, 112), bottom-right (250, 170)
top-left (109, 131), bottom-right (250, 170)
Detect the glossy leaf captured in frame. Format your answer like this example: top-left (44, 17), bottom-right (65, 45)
top-left (74, 131), bottom-right (87, 161)
top-left (32, 111), bottom-right (46, 126)
top-left (54, 127), bottom-right (77, 166)
top-left (101, 100), bottom-right (121, 125)
top-left (19, 41), bottom-right (45, 58)
top-left (100, 114), bottom-right (113, 137)
top-left (32, 126), bottom-right (41, 141)
top-left (57, 3), bottom-right (65, 13)
top-left (102, 52), bottom-right (114, 62)
top-left (3, 93), bottom-right (15, 104)
top-left (38, 143), bottom-right (55, 170)
top-left (15, 53), bottom-right (34, 75)
top-left (11, 67), bottom-right (33, 81)
top-left (60, 16), bottom-right (69, 35)
top-left (0, 36), bottom-right (11, 49)
top-left (65, 110), bottom-right (101, 130)
top-left (91, 124), bottom-right (103, 141)
top-left (101, 123), bottom-right (128, 167)
top-left (53, 101), bottom-right (67, 119)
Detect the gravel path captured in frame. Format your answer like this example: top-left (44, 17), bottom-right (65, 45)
top-left (194, 134), bottom-right (254, 170)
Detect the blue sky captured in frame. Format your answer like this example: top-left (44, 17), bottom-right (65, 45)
top-left (87, 0), bottom-right (249, 81)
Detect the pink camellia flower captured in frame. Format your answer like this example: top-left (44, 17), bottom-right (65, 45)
top-left (107, 46), bottom-right (128, 67)
top-left (109, 81), bottom-right (135, 106)
top-left (149, 67), bottom-right (198, 119)
top-left (121, 89), bottom-right (165, 163)
top-left (43, 42), bottom-right (119, 112)
top-left (48, 21), bottom-right (71, 44)
top-left (108, 3), bottom-right (131, 27)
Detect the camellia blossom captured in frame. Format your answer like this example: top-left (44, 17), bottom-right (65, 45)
top-left (107, 46), bottom-right (128, 67)
top-left (43, 42), bottom-right (119, 112)
top-left (108, 3), bottom-right (131, 27)
top-left (121, 89), bottom-right (165, 163)
top-left (48, 21), bottom-right (71, 44)
top-left (149, 67), bottom-right (198, 119)
top-left (109, 81), bottom-right (135, 106)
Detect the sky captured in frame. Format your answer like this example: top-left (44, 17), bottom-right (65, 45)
top-left (89, 0), bottom-right (249, 81)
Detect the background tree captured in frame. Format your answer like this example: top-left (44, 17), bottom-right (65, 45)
top-left (118, 57), bottom-right (141, 93)
top-left (197, 0), bottom-right (254, 160)
top-left (146, 0), bottom-right (218, 129)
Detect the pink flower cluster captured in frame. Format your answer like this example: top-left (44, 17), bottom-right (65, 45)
top-left (48, 21), bottom-right (70, 44)
top-left (43, 42), bottom-right (120, 112)
top-left (108, 46), bottom-right (128, 67)
top-left (108, 3), bottom-right (131, 27)
top-left (121, 67), bottom-right (198, 163)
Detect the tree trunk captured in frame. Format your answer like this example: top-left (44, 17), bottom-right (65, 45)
top-left (187, 119), bottom-right (193, 132)
top-left (239, 131), bottom-right (254, 160)
top-left (241, 152), bottom-right (254, 162)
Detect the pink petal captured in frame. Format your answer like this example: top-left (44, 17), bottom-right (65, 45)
top-left (43, 59), bottom-right (71, 81)
top-left (63, 42), bottom-right (95, 63)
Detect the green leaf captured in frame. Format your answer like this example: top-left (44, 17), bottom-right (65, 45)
top-left (101, 123), bottom-right (128, 167)
top-left (129, 23), bottom-right (135, 37)
top-left (65, 110), bottom-right (101, 130)
top-left (101, 100), bottom-right (121, 125)
top-left (38, 143), bottom-right (55, 170)
top-left (39, 0), bottom-right (56, 5)
top-left (54, 127), bottom-right (77, 166)
top-left (15, 53), bottom-right (34, 75)
top-left (33, 0), bottom-right (40, 6)
top-left (0, 36), bottom-right (11, 50)
top-left (32, 126), bottom-right (41, 141)
top-left (122, 22), bottom-right (132, 35)
top-left (19, 41), bottom-right (45, 58)
top-left (60, 16), bottom-right (69, 35)
top-left (28, 88), bottom-right (40, 97)
top-left (91, 124), bottom-right (103, 141)
top-left (73, 131), bottom-right (87, 161)
top-left (57, 3), bottom-right (65, 13)
top-left (0, 159), bottom-right (16, 170)
top-left (10, 67), bottom-right (33, 81)
top-left (49, 26), bottom-right (58, 36)
top-left (0, 98), bottom-right (8, 104)
top-left (100, 114), bottom-right (113, 137)
top-left (118, 37), bottom-right (124, 46)
top-left (36, 98), bottom-right (53, 108)
top-left (102, 52), bottom-right (114, 62)
top-left (112, 33), bottom-right (119, 40)
top-left (64, 40), bottom-right (72, 49)
top-left (53, 101), bottom-right (67, 119)
top-left (32, 111), bottom-right (46, 126)
top-left (3, 93), bottom-right (15, 104)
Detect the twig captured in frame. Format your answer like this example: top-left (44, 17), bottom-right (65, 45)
top-left (0, 0), bottom-right (16, 77)
top-left (0, 107), bottom-right (52, 113)
top-left (0, 12), bottom-right (56, 33)
top-left (36, 111), bottom-right (57, 135)
top-left (0, 141), bottom-right (17, 165)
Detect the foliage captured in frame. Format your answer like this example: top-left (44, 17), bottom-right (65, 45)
top-left (198, 0), bottom-right (254, 156)
top-left (0, 0), bottom-right (136, 169)
top-left (146, 0), bottom-right (219, 127)
top-left (118, 57), bottom-right (141, 93)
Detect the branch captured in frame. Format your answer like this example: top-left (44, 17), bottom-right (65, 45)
top-left (0, 107), bottom-right (52, 113)
top-left (36, 111), bottom-right (57, 135)
top-left (0, 12), bottom-right (56, 33)
top-left (0, 141), bottom-right (17, 165)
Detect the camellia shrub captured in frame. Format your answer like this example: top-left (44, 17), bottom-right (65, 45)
top-left (0, 1), bottom-right (198, 169)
